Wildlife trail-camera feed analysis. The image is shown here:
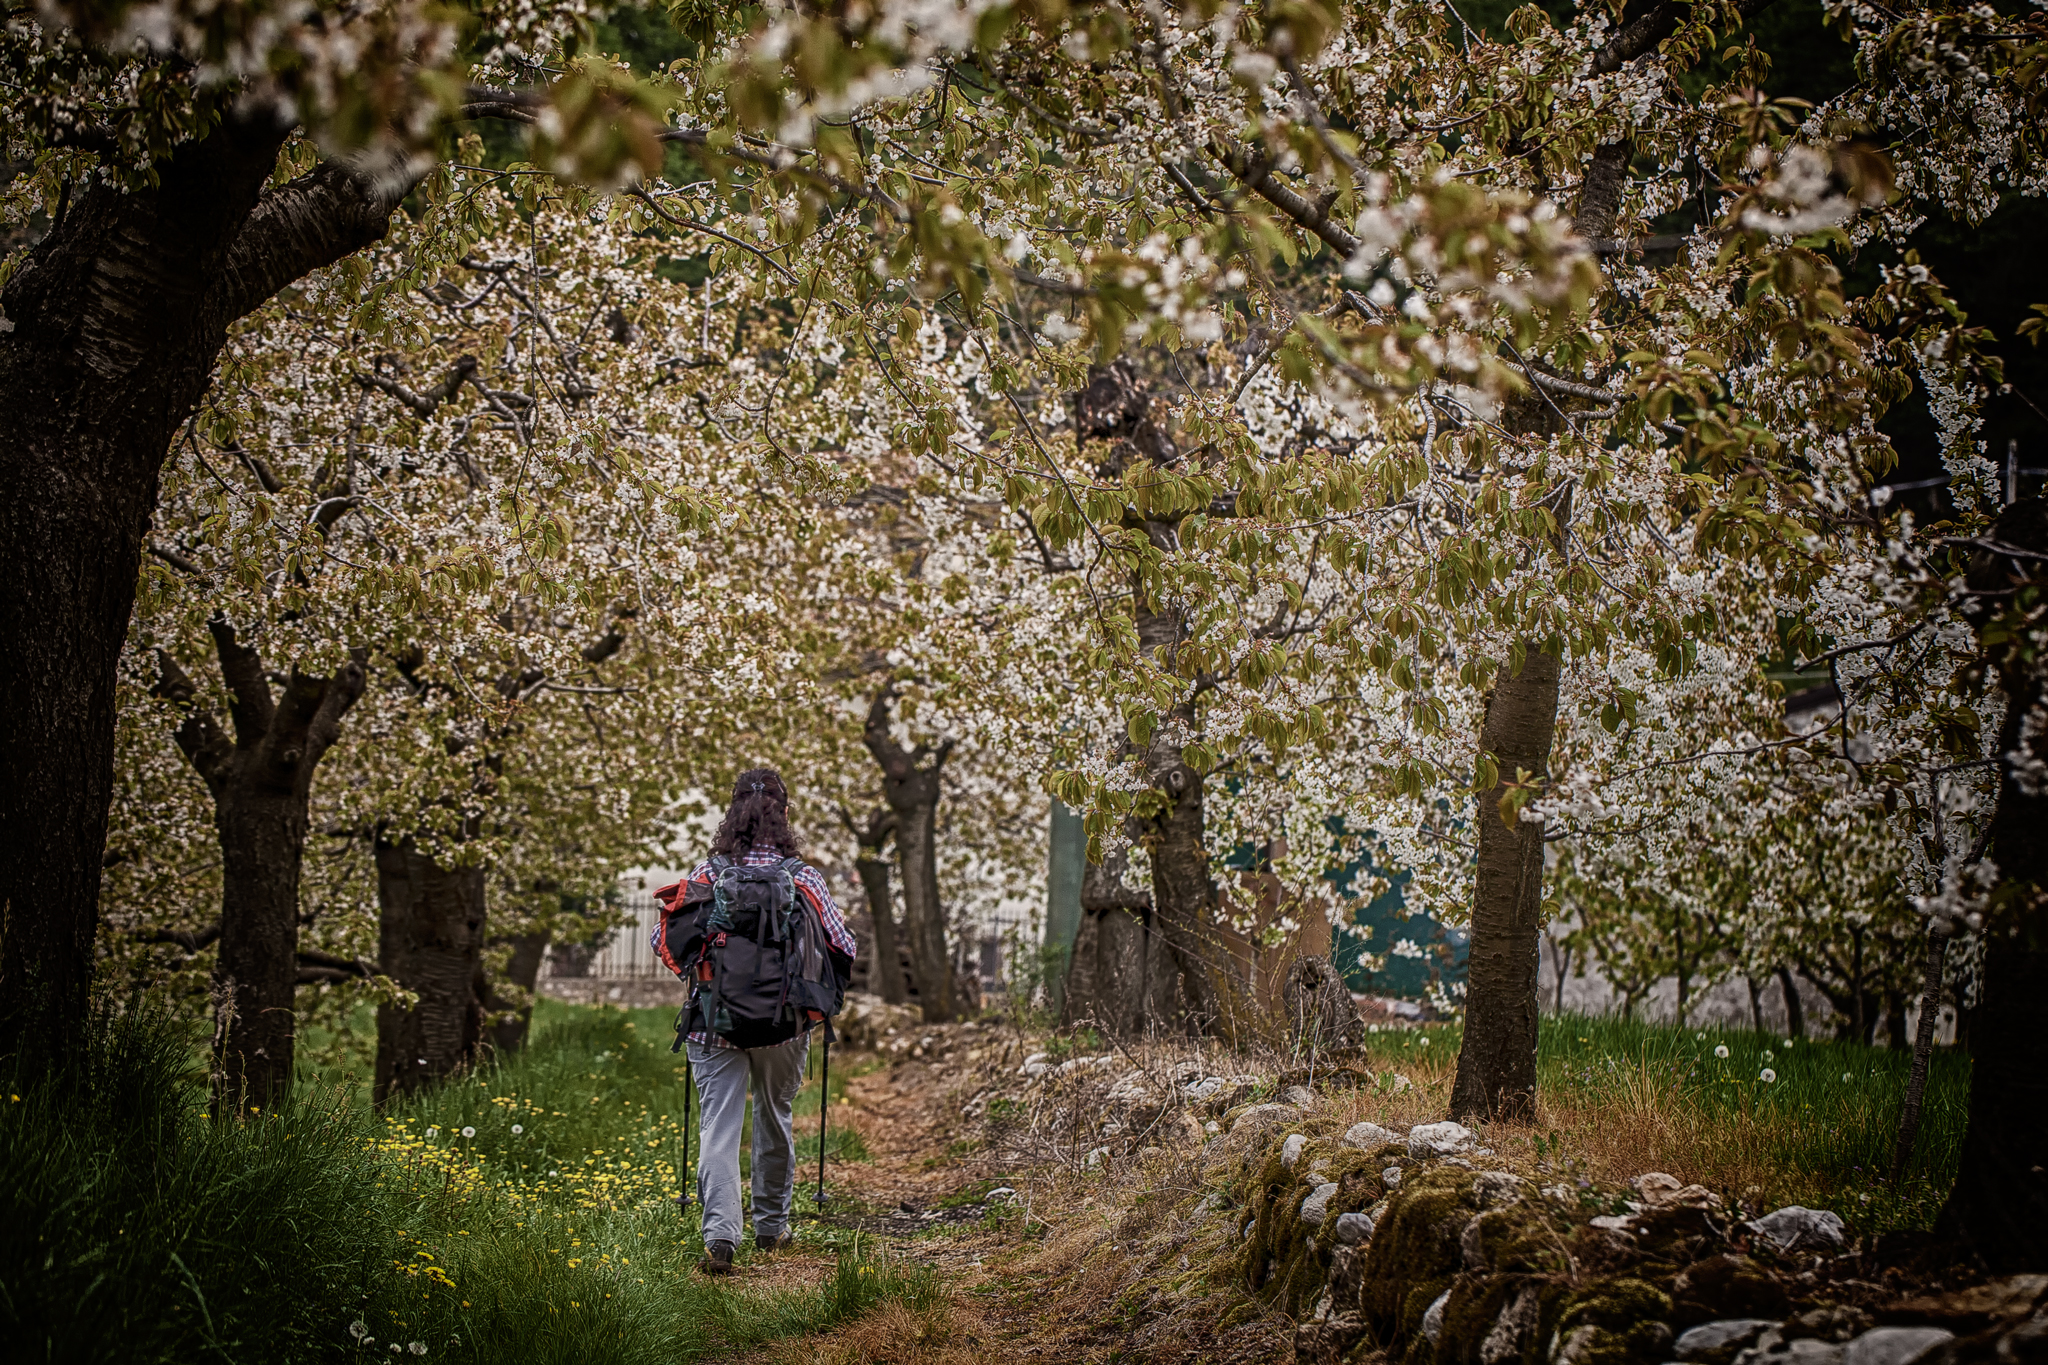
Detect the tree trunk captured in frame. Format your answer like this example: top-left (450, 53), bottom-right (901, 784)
top-left (1892, 926), bottom-right (1948, 1180)
top-left (1073, 362), bottom-right (1231, 1034)
top-left (1451, 649), bottom-right (1561, 1122)
top-left (1448, 149), bottom-right (1619, 1119)
top-left (1938, 497), bottom-right (2048, 1270)
top-left (374, 835), bottom-right (488, 1104)
top-left (484, 930), bottom-right (550, 1055)
top-left (1139, 703), bottom-right (1226, 1033)
top-left (0, 115), bottom-right (425, 1060)
top-left (156, 628), bottom-right (365, 1110)
top-left (1885, 989), bottom-right (1909, 1050)
top-left (863, 689), bottom-right (954, 1023)
top-left (853, 855), bottom-right (907, 1005)
top-left (1777, 964), bottom-right (1805, 1038)
top-left (892, 793), bottom-right (953, 1023)
top-left (1675, 914), bottom-right (1689, 1028)
top-left (1060, 841), bottom-right (1175, 1034)
top-left (1747, 976), bottom-right (1764, 1033)
top-left (842, 806), bottom-right (906, 1005)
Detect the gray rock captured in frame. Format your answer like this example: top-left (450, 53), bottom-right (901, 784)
top-left (1676, 1320), bottom-right (1780, 1364)
top-left (1474, 1170), bottom-right (1531, 1207)
top-left (1409, 1120), bottom-right (1480, 1157)
top-left (1383, 1165), bottom-right (1404, 1189)
top-left (1746, 1206), bottom-right (1848, 1254)
top-left (1281, 1134), bottom-right (1309, 1170)
top-left (1334, 1211), bottom-right (1375, 1245)
top-left (1300, 1182), bottom-right (1340, 1226)
top-left (2002, 1315), bottom-right (2048, 1365)
top-left (1423, 1288), bottom-right (1452, 1345)
top-left (1736, 1339), bottom-right (1844, 1365)
top-left (1843, 1328), bottom-right (1953, 1365)
top-left (1342, 1121), bottom-right (1403, 1150)
top-left (1281, 1084), bottom-right (1316, 1109)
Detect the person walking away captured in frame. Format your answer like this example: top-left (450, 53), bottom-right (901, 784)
top-left (652, 768), bottom-right (855, 1275)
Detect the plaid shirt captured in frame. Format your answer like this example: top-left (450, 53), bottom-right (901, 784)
top-left (651, 846), bottom-right (858, 1050)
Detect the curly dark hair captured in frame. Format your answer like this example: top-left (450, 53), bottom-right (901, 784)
top-left (710, 767), bottom-right (803, 859)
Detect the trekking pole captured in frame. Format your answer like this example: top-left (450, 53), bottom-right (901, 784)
top-left (680, 1054), bottom-right (694, 1210)
top-left (816, 1027), bottom-right (831, 1208)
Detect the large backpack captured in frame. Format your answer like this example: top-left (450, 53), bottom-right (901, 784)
top-left (655, 855), bottom-right (848, 1050)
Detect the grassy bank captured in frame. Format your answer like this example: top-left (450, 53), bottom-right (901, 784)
top-left (1, 1001), bottom-right (918, 1364)
top-left (1328, 1011), bottom-right (1969, 1231)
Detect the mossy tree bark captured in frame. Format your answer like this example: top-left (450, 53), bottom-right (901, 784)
top-left (863, 687), bottom-right (954, 1023)
top-left (1938, 496), bottom-right (2048, 1270)
top-left (155, 624), bottom-right (367, 1110)
top-left (374, 833), bottom-right (488, 1104)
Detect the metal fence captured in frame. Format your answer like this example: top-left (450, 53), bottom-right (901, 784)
top-left (543, 897), bottom-right (1041, 989)
top-left (544, 900), bottom-right (665, 981)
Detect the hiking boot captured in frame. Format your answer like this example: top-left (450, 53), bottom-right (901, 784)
top-left (756, 1230), bottom-right (796, 1253)
top-left (697, 1241), bottom-right (735, 1276)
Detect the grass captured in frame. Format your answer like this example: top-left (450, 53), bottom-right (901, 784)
top-left (0, 1001), bottom-right (919, 1364)
top-left (1328, 1011), bottom-right (1969, 1233)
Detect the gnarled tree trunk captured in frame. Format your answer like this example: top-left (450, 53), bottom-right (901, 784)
top-left (0, 113), bottom-right (433, 1060)
top-left (863, 688), bottom-right (954, 1023)
top-left (156, 624), bottom-right (366, 1109)
top-left (1061, 843), bottom-right (1181, 1034)
top-left (374, 834), bottom-right (488, 1104)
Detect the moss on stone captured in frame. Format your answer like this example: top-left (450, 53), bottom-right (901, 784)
top-left (1437, 1271), bottom-right (1517, 1365)
top-left (1542, 1276), bottom-right (1677, 1365)
top-left (1467, 1203), bottom-right (1571, 1276)
top-left (1357, 1167), bottom-right (1482, 1334)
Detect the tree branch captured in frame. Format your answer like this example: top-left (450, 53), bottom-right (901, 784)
top-left (153, 649), bottom-right (233, 792)
top-left (1209, 137), bottom-right (1361, 258)
top-left (134, 922), bottom-right (223, 952)
top-left (207, 616), bottom-right (276, 746)
top-left (209, 147), bottom-right (432, 328)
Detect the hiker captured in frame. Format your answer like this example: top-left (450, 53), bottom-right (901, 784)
top-left (651, 768), bottom-right (856, 1276)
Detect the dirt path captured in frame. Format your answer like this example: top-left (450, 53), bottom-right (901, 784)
top-left (713, 1035), bottom-right (1293, 1365)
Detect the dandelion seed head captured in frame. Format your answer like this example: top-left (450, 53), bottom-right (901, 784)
top-left (511, 1124), bottom-right (523, 1135)
top-left (1714, 1045), bottom-right (1730, 1059)
top-left (1842, 1071), bottom-right (1854, 1082)
top-left (461, 1127), bottom-right (476, 1138)
top-left (350, 1320), bottom-right (369, 1340)
top-left (1760, 1068), bottom-right (1778, 1083)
